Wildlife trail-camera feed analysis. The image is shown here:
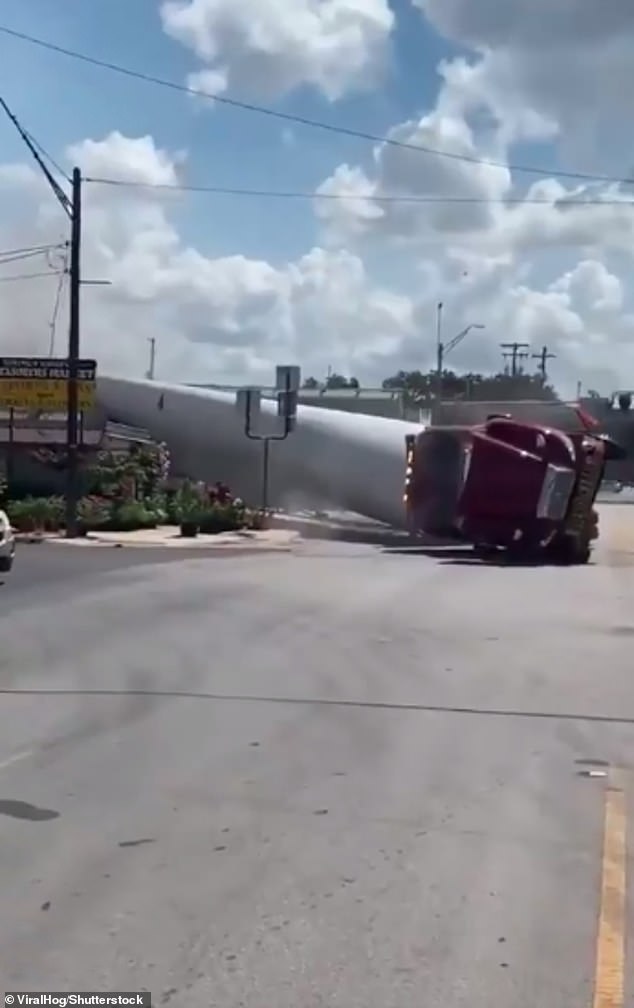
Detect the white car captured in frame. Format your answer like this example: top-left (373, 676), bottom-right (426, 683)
top-left (0, 509), bottom-right (15, 573)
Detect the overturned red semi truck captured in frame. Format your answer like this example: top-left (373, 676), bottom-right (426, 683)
top-left (403, 409), bottom-right (626, 563)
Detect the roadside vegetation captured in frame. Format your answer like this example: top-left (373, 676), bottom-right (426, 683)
top-left (0, 442), bottom-right (267, 537)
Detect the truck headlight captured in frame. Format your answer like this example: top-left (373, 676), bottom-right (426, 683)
top-left (537, 464), bottom-right (575, 520)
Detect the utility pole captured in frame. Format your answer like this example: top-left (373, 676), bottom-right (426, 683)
top-left (435, 310), bottom-right (485, 414)
top-left (500, 341), bottom-right (530, 377)
top-left (65, 167), bottom-right (82, 537)
top-left (146, 337), bottom-right (156, 380)
top-left (532, 344), bottom-right (556, 384)
top-left (435, 302), bottom-right (443, 405)
top-left (0, 96), bottom-right (83, 535)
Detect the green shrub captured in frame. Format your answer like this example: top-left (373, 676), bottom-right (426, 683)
top-left (8, 495), bottom-right (158, 534)
top-left (77, 495), bottom-right (112, 533)
top-left (106, 499), bottom-right (157, 532)
top-left (173, 480), bottom-right (205, 524)
top-left (7, 496), bottom-right (64, 532)
top-left (6, 477), bottom-right (260, 537)
top-left (198, 502), bottom-right (243, 534)
top-left (165, 493), bottom-right (180, 525)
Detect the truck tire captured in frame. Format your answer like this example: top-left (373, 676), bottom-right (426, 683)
top-left (547, 533), bottom-right (592, 565)
top-left (0, 554), bottom-right (13, 573)
top-left (545, 507), bottom-right (598, 565)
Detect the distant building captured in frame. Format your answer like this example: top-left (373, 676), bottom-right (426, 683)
top-left (432, 399), bottom-right (588, 431)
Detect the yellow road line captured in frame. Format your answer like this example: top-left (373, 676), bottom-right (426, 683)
top-left (592, 783), bottom-right (627, 1008)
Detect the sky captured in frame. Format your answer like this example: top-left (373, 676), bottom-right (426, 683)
top-left (1, 0), bottom-right (634, 396)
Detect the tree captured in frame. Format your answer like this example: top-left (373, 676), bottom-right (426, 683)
top-left (302, 376), bottom-right (319, 389)
top-left (322, 373), bottom-right (359, 389)
top-left (325, 373), bottom-right (351, 389)
top-left (382, 370), bottom-right (431, 402)
top-left (381, 368), bottom-right (558, 403)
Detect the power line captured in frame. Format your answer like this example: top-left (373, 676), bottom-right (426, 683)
top-left (0, 269), bottom-right (63, 283)
top-left (0, 94), bottom-right (71, 216)
top-left (1, 23), bottom-right (632, 188)
top-left (24, 128), bottom-right (70, 183)
top-left (0, 247), bottom-right (65, 267)
top-left (84, 176), bottom-right (634, 206)
top-left (0, 249), bottom-right (50, 265)
top-left (48, 252), bottom-right (68, 356)
top-left (0, 242), bottom-right (66, 258)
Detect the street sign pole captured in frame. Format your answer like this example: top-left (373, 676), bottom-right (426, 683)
top-left (236, 366), bottom-right (300, 512)
top-left (65, 167), bottom-right (82, 537)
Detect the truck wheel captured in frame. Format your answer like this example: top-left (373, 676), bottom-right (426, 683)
top-left (0, 555), bottom-right (13, 573)
top-left (547, 534), bottom-right (591, 565)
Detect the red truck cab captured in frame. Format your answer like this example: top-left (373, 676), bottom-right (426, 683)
top-left (404, 414), bottom-right (625, 563)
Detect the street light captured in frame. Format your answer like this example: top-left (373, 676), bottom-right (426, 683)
top-left (435, 302), bottom-right (485, 406)
top-left (146, 337), bottom-right (156, 380)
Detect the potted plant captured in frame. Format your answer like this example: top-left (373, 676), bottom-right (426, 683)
top-left (247, 507), bottom-right (273, 531)
top-left (198, 500), bottom-right (243, 534)
top-left (175, 481), bottom-right (202, 537)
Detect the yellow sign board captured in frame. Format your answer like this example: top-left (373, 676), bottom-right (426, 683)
top-left (0, 378), bottom-right (96, 410)
top-left (0, 357), bottom-right (97, 411)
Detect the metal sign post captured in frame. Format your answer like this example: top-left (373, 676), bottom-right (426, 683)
top-left (236, 365), bottom-right (300, 511)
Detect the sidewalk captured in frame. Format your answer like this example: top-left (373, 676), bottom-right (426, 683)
top-left (16, 526), bottom-right (300, 551)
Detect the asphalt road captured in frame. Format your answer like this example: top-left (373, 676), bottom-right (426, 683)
top-left (1, 542), bottom-right (226, 602)
top-left (0, 507), bottom-right (633, 1006)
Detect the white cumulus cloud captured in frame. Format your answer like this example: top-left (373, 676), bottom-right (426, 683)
top-left (412, 0), bottom-right (634, 166)
top-left (160, 0), bottom-right (395, 101)
top-left (0, 133), bottom-right (418, 386)
top-left (3, 0), bottom-right (634, 399)
top-left (0, 128), bottom-right (632, 399)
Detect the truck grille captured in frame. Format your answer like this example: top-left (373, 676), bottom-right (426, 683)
top-left (566, 447), bottom-right (602, 534)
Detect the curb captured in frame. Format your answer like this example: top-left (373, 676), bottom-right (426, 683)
top-left (15, 529), bottom-right (302, 551)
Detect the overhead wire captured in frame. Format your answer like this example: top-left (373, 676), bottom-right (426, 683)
top-left (0, 249), bottom-right (53, 266)
top-left (0, 269), bottom-right (63, 283)
top-left (1, 23), bottom-right (632, 187)
top-left (0, 242), bottom-right (66, 258)
top-left (0, 92), bottom-right (72, 216)
top-left (24, 129), bottom-right (70, 183)
top-left (83, 176), bottom-right (634, 205)
top-left (47, 250), bottom-right (68, 355)
top-left (0, 248), bottom-right (65, 268)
